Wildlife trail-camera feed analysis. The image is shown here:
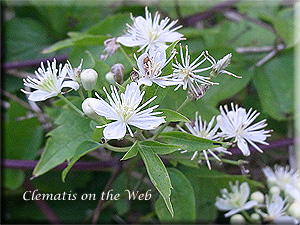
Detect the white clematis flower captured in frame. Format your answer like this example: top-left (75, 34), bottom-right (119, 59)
top-left (172, 44), bottom-right (218, 96)
top-left (22, 59), bottom-right (79, 102)
top-left (262, 165), bottom-right (300, 191)
top-left (117, 7), bottom-right (183, 52)
top-left (257, 194), bottom-right (298, 224)
top-left (63, 59), bottom-right (83, 85)
top-left (90, 82), bottom-right (165, 140)
top-left (178, 112), bottom-right (231, 170)
top-left (134, 47), bottom-right (183, 88)
top-left (215, 181), bottom-right (258, 217)
top-left (217, 103), bottom-right (272, 156)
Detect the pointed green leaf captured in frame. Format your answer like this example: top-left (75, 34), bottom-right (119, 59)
top-left (155, 168), bottom-right (196, 223)
top-left (161, 40), bottom-right (180, 76)
top-left (143, 85), bottom-right (170, 108)
top-left (139, 140), bottom-right (180, 155)
top-left (160, 131), bottom-right (228, 152)
top-left (88, 14), bottom-right (131, 36)
top-left (115, 82), bottom-right (126, 93)
top-left (121, 141), bottom-right (138, 161)
top-left (62, 140), bottom-right (101, 181)
top-left (160, 109), bottom-right (190, 122)
top-left (138, 146), bottom-right (173, 216)
top-left (253, 48), bottom-right (294, 120)
top-left (33, 110), bottom-right (96, 178)
top-left (42, 38), bottom-right (73, 54)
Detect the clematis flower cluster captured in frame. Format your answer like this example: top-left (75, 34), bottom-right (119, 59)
top-left (22, 59), bottom-right (80, 101)
top-left (179, 103), bottom-right (271, 169)
top-left (215, 167), bottom-right (300, 224)
top-left (215, 181), bottom-right (258, 218)
top-left (22, 59), bottom-right (99, 102)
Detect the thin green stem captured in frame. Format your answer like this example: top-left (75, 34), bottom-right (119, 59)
top-left (135, 129), bottom-right (146, 141)
top-left (88, 91), bottom-right (92, 98)
top-left (58, 94), bottom-right (84, 116)
top-left (152, 122), bottom-right (169, 140)
top-left (177, 97), bottom-right (190, 112)
top-left (241, 210), bottom-right (254, 223)
top-left (119, 45), bottom-right (135, 67)
top-left (78, 88), bottom-right (85, 100)
top-left (103, 143), bottom-right (131, 152)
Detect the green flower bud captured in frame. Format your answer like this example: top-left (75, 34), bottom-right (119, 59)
top-left (81, 69), bottom-right (98, 91)
top-left (82, 98), bottom-right (100, 120)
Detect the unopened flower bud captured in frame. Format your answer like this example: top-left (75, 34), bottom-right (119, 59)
top-left (82, 98), bottom-right (100, 120)
top-left (288, 202), bottom-right (300, 219)
top-left (111, 63), bottom-right (124, 84)
top-left (230, 214), bottom-right (246, 224)
top-left (81, 69), bottom-right (98, 91)
top-left (187, 85), bottom-right (210, 100)
top-left (269, 186), bottom-right (281, 195)
top-left (266, 177), bottom-right (277, 188)
top-left (250, 191), bottom-right (265, 204)
top-left (250, 213), bottom-right (261, 223)
top-left (105, 72), bottom-right (115, 84)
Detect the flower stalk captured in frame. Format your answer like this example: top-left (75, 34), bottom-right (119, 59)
top-left (58, 93), bottom-right (84, 116)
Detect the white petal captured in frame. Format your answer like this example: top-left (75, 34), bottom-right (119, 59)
top-left (137, 78), bottom-right (153, 86)
top-left (240, 182), bottom-right (250, 203)
top-left (215, 197), bottom-right (235, 211)
top-left (89, 98), bottom-right (119, 120)
top-left (241, 200), bottom-right (258, 211)
top-left (123, 82), bottom-right (142, 107)
top-left (153, 78), bottom-right (183, 87)
top-left (116, 36), bottom-right (141, 47)
top-left (224, 208), bottom-right (243, 218)
top-left (129, 113), bottom-right (165, 130)
top-left (61, 80), bottom-right (80, 91)
top-left (237, 137), bottom-right (250, 156)
top-left (28, 90), bottom-right (57, 101)
top-left (161, 31), bottom-right (183, 42)
top-left (136, 53), bottom-right (149, 75)
top-left (103, 121), bottom-right (126, 139)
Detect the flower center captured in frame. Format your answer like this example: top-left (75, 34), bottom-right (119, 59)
top-left (120, 104), bottom-right (135, 122)
top-left (148, 28), bottom-right (159, 41)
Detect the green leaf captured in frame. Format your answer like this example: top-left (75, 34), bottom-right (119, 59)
top-left (42, 34), bottom-right (108, 54)
top-left (115, 82), bottom-right (126, 93)
top-left (161, 40), bottom-right (180, 76)
top-left (138, 140), bottom-right (180, 155)
top-left (4, 100), bottom-right (43, 189)
top-left (113, 173), bottom-right (130, 216)
top-left (3, 169), bottom-right (25, 190)
top-left (93, 60), bottom-right (111, 93)
top-left (160, 131), bottom-right (228, 152)
top-left (62, 140), bottom-right (101, 181)
top-left (180, 166), bottom-right (263, 222)
top-left (88, 14), bottom-right (131, 36)
top-left (253, 48), bottom-right (294, 120)
top-left (5, 18), bottom-right (55, 61)
top-left (42, 38), bottom-right (73, 54)
top-left (33, 109), bottom-right (96, 178)
top-left (143, 85), bottom-right (170, 108)
top-left (160, 109), bottom-right (190, 122)
top-left (121, 141), bottom-right (138, 161)
top-left (155, 168), bottom-right (196, 223)
top-left (138, 146), bottom-right (173, 216)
